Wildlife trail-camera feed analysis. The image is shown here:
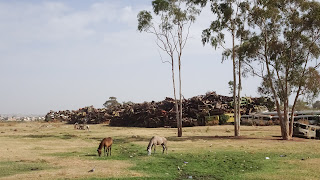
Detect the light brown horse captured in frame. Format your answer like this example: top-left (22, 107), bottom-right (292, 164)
top-left (147, 136), bottom-right (167, 155)
top-left (97, 137), bottom-right (113, 157)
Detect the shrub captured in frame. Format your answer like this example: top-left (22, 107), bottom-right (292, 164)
top-left (219, 114), bottom-right (229, 125)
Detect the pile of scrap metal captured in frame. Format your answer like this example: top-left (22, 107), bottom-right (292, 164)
top-left (109, 97), bottom-right (199, 128)
top-left (45, 106), bottom-right (112, 124)
top-left (44, 91), bottom-right (274, 127)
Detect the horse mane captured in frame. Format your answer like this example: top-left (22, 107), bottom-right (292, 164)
top-left (98, 138), bottom-right (105, 150)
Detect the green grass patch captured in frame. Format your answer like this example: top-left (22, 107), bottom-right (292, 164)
top-left (48, 138), bottom-right (320, 180)
top-left (0, 160), bottom-right (51, 178)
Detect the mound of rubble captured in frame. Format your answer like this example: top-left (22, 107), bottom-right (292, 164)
top-left (45, 91), bottom-right (274, 128)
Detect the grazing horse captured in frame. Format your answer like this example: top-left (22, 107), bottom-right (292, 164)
top-left (97, 137), bottom-right (113, 157)
top-left (147, 136), bottom-right (167, 155)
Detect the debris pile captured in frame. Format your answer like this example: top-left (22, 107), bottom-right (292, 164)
top-left (45, 91), bottom-right (274, 127)
top-left (45, 106), bottom-right (111, 124)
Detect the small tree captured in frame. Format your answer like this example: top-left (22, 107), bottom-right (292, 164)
top-left (103, 97), bottom-right (121, 109)
top-left (219, 114), bottom-right (230, 125)
top-left (138, 0), bottom-right (202, 137)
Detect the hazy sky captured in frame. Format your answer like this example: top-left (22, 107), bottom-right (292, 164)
top-left (0, 0), bottom-right (263, 115)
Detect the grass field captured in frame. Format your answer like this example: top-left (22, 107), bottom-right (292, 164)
top-left (0, 122), bottom-right (320, 180)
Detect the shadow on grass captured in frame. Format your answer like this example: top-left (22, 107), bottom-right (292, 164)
top-left (85, 154), bottom-right (97, 157)
top-left (0, 161), bottom-right (52, 178)
top-left (23, 134), bottom-right (78, 140)
top-left (167, 135), bottom-right (259, 142)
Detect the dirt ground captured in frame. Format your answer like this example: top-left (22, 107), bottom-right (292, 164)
top-left (0, 122), bottom-right (319, 179)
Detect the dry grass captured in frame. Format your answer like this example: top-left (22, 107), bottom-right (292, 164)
top-left (0, 122), bottom-right (320, 179)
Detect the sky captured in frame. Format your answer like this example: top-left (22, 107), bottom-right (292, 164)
top-left (0, 0), bottom-right (263, 115)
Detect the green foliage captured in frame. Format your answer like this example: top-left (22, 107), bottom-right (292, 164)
top-left (152, 0), bottom-right (170, 15)
top-left (103, 97), bottom-right (121, 109)
top-left (243, 0), bottom-right (320, 102)
top-left (219, 114), bottom-right (230, 125)
top-left (137, 0), bottom-right (201, 34)
top-left (239, 0), bottom-right (320, 139)
top-left (137, 11), bottom-right (152, 32)
top-left (228, 80), bottom-right (234, 95)
top-left (256, 97), bottom-right (275, 111)
top-left (303, 67), bottom-right (320, 102)
top-left (294, 99), bottom-right (310, 111)
top-left (201, 0), bottom-right (250, 49)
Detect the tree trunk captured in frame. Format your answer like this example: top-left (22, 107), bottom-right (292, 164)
top-left (237, 54), bottom-right (241, 135)
top-left (232, 29), bottom-right (239, 136)
top-left (282, 108), bottom-right (291, 140)
top-left (177, 23), bottom-right (183, 138)
top-left (178, 57), bottom-right (182, 137)
top-left (170, 56), bottom-right (180, 137)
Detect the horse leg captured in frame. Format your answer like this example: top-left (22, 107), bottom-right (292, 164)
top-left (106, 147), bottom-right (109, 157)
top-left (104, 146), bottom-right (106, 156)
top-left (162, 144), bottom-right (165, 154)
top-left (153, 145), bottom-right (156, 154)
top-left (110, 146), bottom-right (112, 156)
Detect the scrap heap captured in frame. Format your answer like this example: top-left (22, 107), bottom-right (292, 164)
top-left (45, 91), bottom-right (274, 127)
top-left (45, 106), bottom-right (111, 124)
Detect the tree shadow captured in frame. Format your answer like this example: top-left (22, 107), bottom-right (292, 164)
top-left (167, 135), bottom-right (259, 142)
top-left (84, 154), bottom-right (97, 157)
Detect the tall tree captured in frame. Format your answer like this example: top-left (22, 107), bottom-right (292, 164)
top-left (200, 0), bottom-right (250, 136)
top-left (239, 0), bottom-right (320, 140)
top-left (137, 0), bottom-right (201, 137)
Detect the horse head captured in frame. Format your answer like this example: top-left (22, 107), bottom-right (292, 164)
top-left (97, 149), bottom-right (102, 157)
top-left (147, 147), bottom-right (151, 155)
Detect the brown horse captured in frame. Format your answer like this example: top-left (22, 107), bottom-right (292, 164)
top-left (147, 136), bottom-right (167, 155)
top-left (97, 137), bottom-right (113, 157)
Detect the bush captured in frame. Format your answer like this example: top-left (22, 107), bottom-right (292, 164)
top-left (219, 114), bottom-right (230, 125)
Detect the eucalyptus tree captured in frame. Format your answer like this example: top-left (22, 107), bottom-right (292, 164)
top-left (238, 0), bottom-right (320, 140)
top-left (137, 0), bottom-right (202, 137)
top-left (200, 0), bottom-right (250, 136)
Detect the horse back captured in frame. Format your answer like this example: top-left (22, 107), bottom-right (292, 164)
top-left (103, 137), bottom-right (113, 147)
top-left (161, 137), bottom-right (167, 145)
top-left (153, 136), bottom-right (167, 145)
